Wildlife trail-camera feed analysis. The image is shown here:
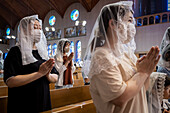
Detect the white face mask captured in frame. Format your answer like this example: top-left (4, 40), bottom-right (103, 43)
top-left (64, 47), bottom-right (70, 53)
top-left (31, 29), bottom-right (42, 43)
top-left (118, 22), bottom-right (136, 44)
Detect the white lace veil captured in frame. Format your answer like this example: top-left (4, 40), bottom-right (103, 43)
top-left (158, 27), bottom-right (170, 69)
top-left (82, 1), bottom-right (137, 79)
top-left (0, 50), bottom-right (3, 65)
top-left (54, 38), bottom-right (71, 63)
top-left (147, 72), bottom-right (167, 113)
top-left (16, 15), bottom-right (48, 65)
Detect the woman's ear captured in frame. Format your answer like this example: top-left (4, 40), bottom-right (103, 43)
top-left (109, 19), bottom-right (115, 29)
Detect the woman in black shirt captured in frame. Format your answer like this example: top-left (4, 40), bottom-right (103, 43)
top-left (4, 15), bottom-right (59, 113)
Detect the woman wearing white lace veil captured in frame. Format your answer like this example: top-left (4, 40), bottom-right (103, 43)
top-left (82, 1), bottom-right (160, 113)
top-left (54, 38), bottom-right (75, 89)
top-left (157, 27), bottom-right (170, 76)
top-left (3, 15), bottom-right (59, 113)
top-left (0, 50), bottom-right (4, 77)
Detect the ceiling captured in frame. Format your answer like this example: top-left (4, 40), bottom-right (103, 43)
top-left (0, 0), bottom-right (99, 29)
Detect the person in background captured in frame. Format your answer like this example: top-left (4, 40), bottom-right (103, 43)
top-left (54, 38), bottom-right (75, 89)
top-left (157, 27), bottom-right (170, 76)
top-left (162, 76), bottom-right (170, 113)
top-left (3, 15), bottom-right (59, 113)
top-left (0, 50), bottom-right (4, 77)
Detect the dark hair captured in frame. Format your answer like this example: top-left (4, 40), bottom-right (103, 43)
top-left (164, 76), bottom-right (170, 87)
top-left (58, 40), bottom-right (70, 53)
top-left (162, 44), bottom-right (170, 61)
top-left (99, 5), bottom-right (131, 35)
top-left (91, 5), bottom-right (132, 51)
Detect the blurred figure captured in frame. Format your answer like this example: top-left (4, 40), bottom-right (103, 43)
top-left (157, 27), bottom-right (170, 76)
top-left (54, 39), bottom-right (75, 89)
top-left (0, 50), bottom-right (4, 77)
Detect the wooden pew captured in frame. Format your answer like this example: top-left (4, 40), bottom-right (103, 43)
top-left (0, 96), bottom-right (7, 113)
top-left (50, 85), bottom-right (91, 108)
top-left (49, 83), bottom-right (55, 90)
top-left (77, 72), bottom-right (83, 80)
top-left (73, 72), bottom-right (83, 80)
top-left (73, 72), bottom-right (84, 87)
top-left (0, 80), bottom-right (6, 86)
top-left (0, 85), bottom-right (96, 113)
top-left (41, 86), bottom-right (96, 113)
top-left (73, 79), bottom-right (84, 87)
top-left (0, 86), bottom-right (8, 97)
top-left (42, 100), bottom-right (96, 113)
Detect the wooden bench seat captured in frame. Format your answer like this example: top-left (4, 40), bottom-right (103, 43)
top-left (0, 96), bottom-right (8, 113)
top-left (0, 81), bottom-right (86, 97)
top-left (0, 86), bottom-right (8, 97)
top-left (50, 85), bottom-right (91, 108)
top-left (0, 85), bottom-right (95, 113)
top-left (73, 79), bottom-right (84, 87)
top-left (0, 80), bottom-right (6, 86)
top-left (42, 100), bottom-right (96, 113)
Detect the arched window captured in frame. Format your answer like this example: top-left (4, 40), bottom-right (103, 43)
top-left (162, 14), bottom-right (168, 23)
top-left (137, 18), bottom-right (142, 26)
top-left (6, 28), bottom-right (10, 35)
top-left (52, 43), bottom-right (57, 56)
top-left (76, 40), bottom-right (81, 62)
top-left (149, 16), bottom-right (154, 25)
top-left (49, 16), bottom-right (56, 26)
top-left (70, 41), bottom-right (74, 61)
top-left (48, 44), bottom-right (52, 57)
top-left (143, 17), bottom-right (148, 25)
top-left (155, 15), bottom-right (161, 24)
top-left (70, 9), bottom-right (79, 21)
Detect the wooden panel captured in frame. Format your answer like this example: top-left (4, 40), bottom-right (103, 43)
top-left (49, 83), bottom-right (55, 90)
top-left (73, 75), bottom-right (77, 80)
top-left (81, 100), bottom-right (96, 113)
top-left (0, 80), bottom-right (6, 86)
top-left (0, 96), bottom-right (8, 113)
top-left (0, 86), bottom-right (92, 113)
top-left (77, 72), bottom-right (83, 80)
top-left (0, 78), bottom-right (3, 80)
top-left (73, 79), bottom-right (84, 87)
top-left (53, 106), bottom-right (81, 113)
top-left (42, 100), bottom-right (96, 113)
top-left (50, 85), bottom-right (91, 108)
top-left (0, 86), bottom-right (8, 97)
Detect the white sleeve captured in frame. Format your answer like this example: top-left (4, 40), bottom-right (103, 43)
top-left (54, 61), bottom-right (67, 75)
top-left (71, 65), bottom-right (76, 73)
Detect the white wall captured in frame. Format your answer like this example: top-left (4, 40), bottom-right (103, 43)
top-left (135, 22), bottom-right (170, 52)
